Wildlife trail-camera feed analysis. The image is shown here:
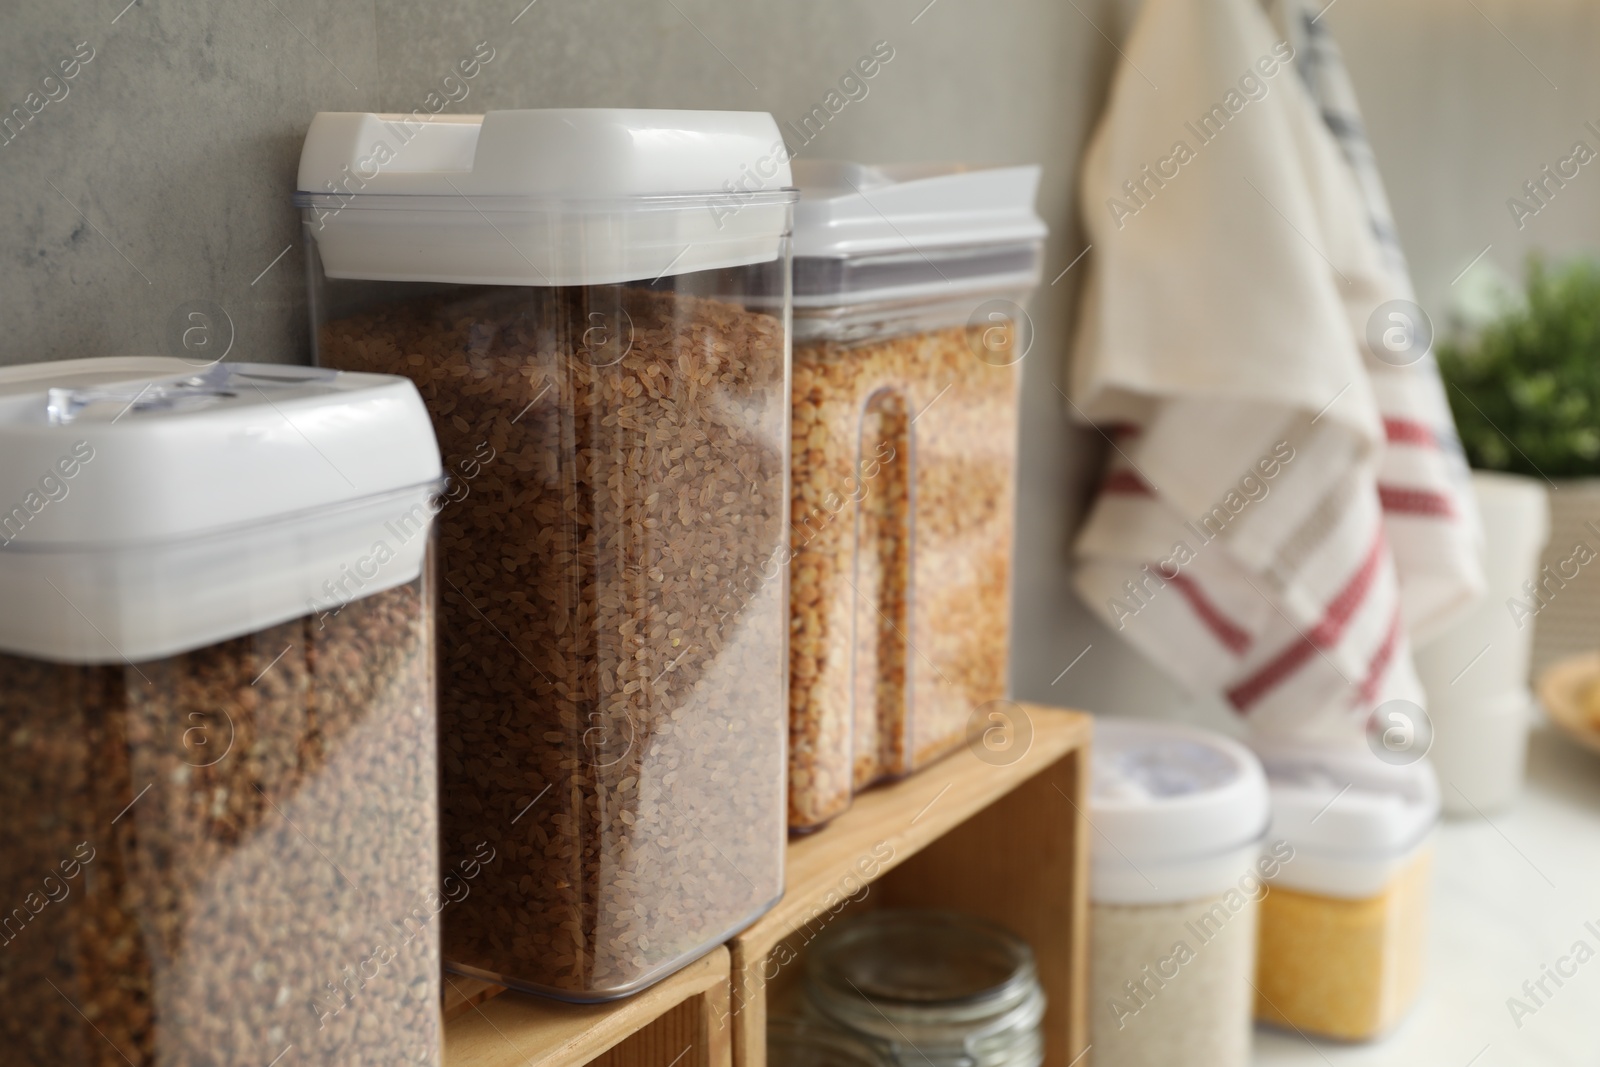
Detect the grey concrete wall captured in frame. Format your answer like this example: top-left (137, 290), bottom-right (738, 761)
top-left (0, 0), bottom-right (1112, 367)
top-left (2, 0), bottom-right (1597, 716)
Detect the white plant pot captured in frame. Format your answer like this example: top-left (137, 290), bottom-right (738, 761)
top-left (1413, 471), bottom-right (1549, 815)
top-left (1531, 477), bottom-right (1600, 676)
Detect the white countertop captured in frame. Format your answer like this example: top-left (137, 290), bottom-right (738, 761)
top-left (1253, 720), bottom-right (1600, 1066)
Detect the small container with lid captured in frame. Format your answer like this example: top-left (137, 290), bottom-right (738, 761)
top-left (0, 360), bottom-right (444, 1067)
top-left (296, 109), bottom-right (793, 1000)
top-left (1413, 471), bottom-right (1548, 814)
top-left (804, 910), bottom-right (1046, 1067)
top-left (787, 161), bottom-right (1047, 830)
top-left (1251, 742), bottom-right (1439, 1041)
top-left (1088, 718), bottom-right (1270, 1067)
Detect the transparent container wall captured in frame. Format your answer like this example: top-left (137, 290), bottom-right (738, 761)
top-left (308, 224), bottom-right (791, 1000)
top-left (788, 306), bottom-right (1023, 830)
top-left (0, 560), bottom-right (439, 1067)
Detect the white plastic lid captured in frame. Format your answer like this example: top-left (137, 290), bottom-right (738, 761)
top-left (295, 109), bottom-right (795, 287)
top-left (791, 160), bottom-right (1046, 309)
top-left (1090, 718), bottom-right (1270, 904)
top-left (0, 361), bottom-right (443, 663)
top-left (1251, 739), bottom-right (1440, 899)
top-left (0, 356), bottom-right (195, 397)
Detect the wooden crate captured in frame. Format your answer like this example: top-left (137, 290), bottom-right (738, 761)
top-left (439, 703), bottom-right (1091, 1067)
top-left (443, 947), bottom-right (731, 1067)
top-left (729, 704), bottom-right (1092, 1067)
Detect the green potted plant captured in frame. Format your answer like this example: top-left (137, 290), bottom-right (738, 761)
top-left (1442, 256), bottom-right (1600, 480)
top-left (1438, 255), bottom-right (1600, 678)
top-left (1409, 257), bottom-right (1600, 812)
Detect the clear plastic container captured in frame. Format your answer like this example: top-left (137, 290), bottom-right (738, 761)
top-left (296, 109), bottom-right (794, 1000)
top-left (1088, 719), bottom-right (1270, 1067)
top-left (805, 910), bottom-right (1045, 1067)
top-left (0, 361), bottom-right (445, 1067)
top-left (787, 162), bottom-right (1046, 829)
top-left (1251, 742), bottom-right (1439, 1041)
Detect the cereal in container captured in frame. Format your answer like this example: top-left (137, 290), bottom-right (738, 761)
top-left (0, 360), bottom-right (445, 1067)
top-left (298, 109), bottom-right (794, 1000)
top-left (787, 160), bottom-right (1046, 829)
top-left (1088, 719), bottom-right (1270, 1067)
top-left (1251, 740), bottom-right (1439, 1041)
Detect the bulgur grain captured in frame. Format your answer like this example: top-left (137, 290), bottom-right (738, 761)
top-left (788, 324), bottom-right (1019, 829)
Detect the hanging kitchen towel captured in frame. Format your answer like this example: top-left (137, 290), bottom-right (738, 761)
top-left (1067, 0), bottom-right (1483, 741)
top-left (1270, 0), bottom-right (1484, 638)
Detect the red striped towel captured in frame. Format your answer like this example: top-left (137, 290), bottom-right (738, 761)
top-left (1067, 0), bottom-right (1482, 741)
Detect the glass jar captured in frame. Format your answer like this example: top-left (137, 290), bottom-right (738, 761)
top-left (786, 161), bottom-right (1046, 829)
top-left (1250, 741), bottom-right (1439, 1040)
top-left (1088, 719), bottom-right (1270, 1067)
top-left (769, 1018), bottom-right (892, 1067)
top-left (0, 361), bottom-right (445, 1067)
top-left (296, 109), bottom-right (794, 1001)
top-left (804, 910), bottom-right (1045, 1067)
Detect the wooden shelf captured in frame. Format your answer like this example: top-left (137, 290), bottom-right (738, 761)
top-left (441, 703), bottom-right (1092, 1067)
top-left (444, 947), bottom-right (730, 1067)
top-left (731, 704), bottom-right (1092, 1067)
top-left (443, 976), bottom-right (505, 1024)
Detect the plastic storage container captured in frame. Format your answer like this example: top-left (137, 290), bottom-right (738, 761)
top-left (1087, 719), bottom-right (1271, 1067)
top-left (296, 109), bottom-right (794, 1000)
top-left (805, 910), bottom-right (1046, 1067)
top-left (1414, 471), bottom-right (1548, 814)
top-left (0, 360), bottom-right (444, 1067)
top-left (1251, 742), bottom-right (1439, 1041)
top-left (787, 161), bottom-right (1046, 829)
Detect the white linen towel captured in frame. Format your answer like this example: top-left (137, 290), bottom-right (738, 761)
top-left (1068, 0), bottom-right (1483, 741)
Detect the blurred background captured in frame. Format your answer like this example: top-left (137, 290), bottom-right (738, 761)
top-left (4, 4), bottom-right (1600, 1063)
top-left (4, 0), bottom-right (1599, 719)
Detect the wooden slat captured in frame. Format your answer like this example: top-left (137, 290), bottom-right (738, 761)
top-left (730, 705), bottom-right (1092, 1067)
top-left (445, 946), bottom-right (731, 1067)
top-left (591, 970), bottom-right (731, 1067)
top-left (442, 975), bottom-right (506, 1023)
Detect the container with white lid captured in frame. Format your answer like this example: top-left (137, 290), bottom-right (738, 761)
top-left (0, 354), bottom-right (195, 396)
top-left (787, 161), bottom-right (1045, 830)
top-left (791, 161), bottom-right (1047, 342)
top-left (1087, 718), bottom-right (1270, 1067)
top-left (1414, 471), bottom-right (1548, 815)
top-left (1251, 741), bottom-right (1440, 1041)
top-left (0, 359), bottom-right (445, 1067)
top-left (297, 109), bottom-right (792, 1000)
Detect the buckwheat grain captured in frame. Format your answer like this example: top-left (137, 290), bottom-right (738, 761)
top-left (320, 284), bottom-right (787, 997)
top-left (0, 580), bottom-right (438, 1067)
